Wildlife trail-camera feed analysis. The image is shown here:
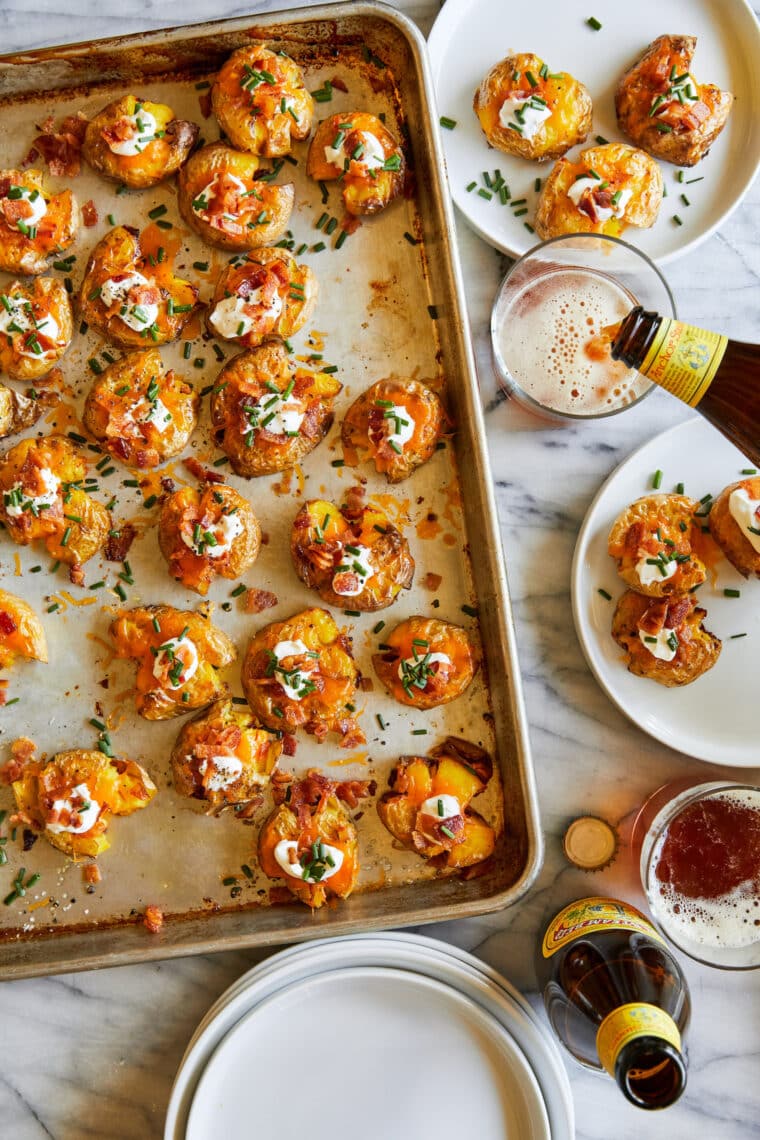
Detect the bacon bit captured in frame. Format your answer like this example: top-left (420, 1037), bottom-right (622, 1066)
top-left (421, 572), bottom-right (442, 591)
top-left (198, 90), bottom-right (213, 119)
top-left (343, 483), bottom-right (366, 516)
top-left (336, 721), bottom-right (366, 750)
top-left (260, 531), bottom-right (270, 546)
top-left (184, 456), bottom-right (225, 484)
top-left (24, 112), bottom-right (87, 176)
top-left (160, 476), bottom-right (177, 495)
top-left (336, 777), bottom-right (376, 807)
top-left (332, 571), bottom-right (361, 596)
top-left (282, 733), bottom-right (297, 757)
top-left (69, 563), bottom-right (85, 588)
top-left (82, 199), bottom-right (98, 227)
top-left (665, 596), bottom-right (692, 629)
top-left (104, 523), bottom-right (136, 563)
top-left (330, 76), bottom-right (349, 93)
top-left (22, 828), bottom-right (38, 852)
top-left (0, 737), bottom-right (36, 784)
top-left (84, 863), bottom-right (102, 885)
top-left (143, 905), bottom-right (164, 934)
top-left (0, 611), bottom-right (18, 636)
top-left (358, 676), bottom-right (374, 692)
top-left (341, 213), bottom-right (362, 236)
top-left (244, 588), bottom-right (278, 614)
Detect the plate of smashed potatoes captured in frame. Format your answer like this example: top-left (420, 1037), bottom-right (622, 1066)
top-left (572, 418), bottom-right (760, 766)
top-left (429, 0), bottom-right (760, 262)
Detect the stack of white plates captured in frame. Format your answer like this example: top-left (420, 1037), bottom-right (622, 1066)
top-left (165, 932), bottom-right (574, 1140)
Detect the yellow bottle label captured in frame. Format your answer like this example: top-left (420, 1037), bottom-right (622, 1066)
top-left (596, 1002), bottom-right (682, 1077)
top-left (639, 318), bottom-right (728, 407)
top-left (542, 897), bottom-right (666, 959)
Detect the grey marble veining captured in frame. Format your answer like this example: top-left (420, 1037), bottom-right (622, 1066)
top-left (1, 1), bottom-right (760, 1138)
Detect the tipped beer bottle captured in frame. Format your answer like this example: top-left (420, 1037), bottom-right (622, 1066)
top-left (610, 307), bottom-right (760, 467)
top-left (537, 897), bottom-right (691, 1110)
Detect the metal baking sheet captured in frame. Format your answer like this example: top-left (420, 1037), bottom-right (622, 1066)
top-left (0, 2), bottom-right (542, 979)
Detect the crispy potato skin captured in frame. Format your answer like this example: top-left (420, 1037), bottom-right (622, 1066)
top-left (378, 739), bottom-right (496, 870)
top-left (212, 46), bottom-right (314, 157)
top-left (372, 616), bottom-right (477, 709)
top-left (709, 478), bottom-right (760, 579)
top-left (207, 247), bottom-right (318, 348)
top-left (0, 169), bottom-right (78, 275)
top-left (83, 348), bottom-right (198, 468)
top-left (78, 225), bottom-right (199, 348)
top-left (291, 497), bottom-right (414, 611)
top-left (109, 604), bottom-right (236, 720)
top-left (612, 590), bottom-right (721, 686)
top-left (307, 112), bottom-right (404, 215)
top-left (83, 94), bottom-right (199, 188)
top-left (211, 341), bottom-right (342, 477)
top-left (158, 482), bottom-right (261, 595)
top-left (0, 386), bottom-right (51, 441)
top-left (0, 277), bottom-right (73, 381)
top-left (535, 143), bottom-right (663, 239)
top-left (0, 588), bottom-right (47, 669)
top-left (341, 378), bottom-right (445, 484)
top-left (615, 35), bottom-right (733, 166)
top-left (11, 749), bottom-right (156, 858)
top-left (473, 53), bottom-right (592, 160)
top-left (178, 142), bottom-right (295, 250)
top-left (0, 435), bottom-right (109, 568)
top-left (607, 494), bottom-right (706, 597)
top-left (258, 770), bottom-right (362, 907)
top-left (170, 697), bottom-right (282, 808)
top-left (242, 606), bottom-right (363, 745)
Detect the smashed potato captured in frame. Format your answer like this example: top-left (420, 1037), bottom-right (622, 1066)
top-left (608, 494), bottom-right (706, 597)
top-left (5, 748), bottom-right (156, 859)
top-left (109, 604), bottom-right (236, 720)
top-left (0, 435), bottom-right (109, 570)
top-left (0, 277), bottom-right (73, 381)
top-left (0, 385), bottom-right (52, 442)
top-left (709, 477), bottom-right (760, 579)
top-left (78, 225), bottom-right (199, 348)
top-left (373, 616), bottom-right (477, 709)
top-left (307, 112), bottom-right (404, 216)
top-left (258, 769), bottom-right (372, 908)
top-left (535, 143), bottom-right (663, 239)
top-left (473, 52), bottom-right (592, 160)
top-left (83, 347), bottom-right (198, 468)
top-left (612, 590), bottom-right (721, 687)
top-left (378, 738), bottom-right (496, 871)
top-left (212, 46), bottom-right (314, 157)
top-left (211, 341), bottom-right (342, 477)
top-left (170, 697), bottom-right (282, 809)
top-left (341, 378), bottom-right (445, 484)
top-left (616, 35), bottom-right (733, 167)
top-left (0, 169), bottom-right (78, 275)
top-left (83, 94), bottom-right (199, 188)
top-left (178, 142), bottom-right (295, 250)
top-left (291, 497), bottom-right (414, 611)
top-left (242, 606), bottom-right (363, 745)
top-left (158, 481), bottom-right (261, 596)
top-left (0, 589), bottom-right (47, 670)
top-left (207, 247), bottom-right (317, 348)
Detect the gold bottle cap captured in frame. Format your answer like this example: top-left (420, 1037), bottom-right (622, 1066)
top-left (563, 816), bottom-right (618, 871)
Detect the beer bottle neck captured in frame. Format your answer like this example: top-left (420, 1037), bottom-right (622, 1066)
top-left (610, 306), bottom-right (662, 369)
top-left (615, 1036), bottom-right (687, 1110)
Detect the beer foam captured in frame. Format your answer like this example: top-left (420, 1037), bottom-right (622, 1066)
top-left (497, 267), bottom-right (650, 416)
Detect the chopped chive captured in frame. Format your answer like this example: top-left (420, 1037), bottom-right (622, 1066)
top-left (477, 189), bottom-right (492, 201)
top-left (231, 584), bottom-right (247, 597)
top-left (46, 602), bottom-right (59, 613)
top-left (376, 713), bottom-right (387, 731)
top-left (439, 116), bottom-right (457, 130)
top-left (312, 241), bottom-right (326, 252)
top-left (534, 178), bottom-right (541, 192)
top-left (680, 194), bottom-right (690, 207)
top-left (403, 231), bottom-right (419, 245)
top-left (724, 588), bottom-right (741, 598)
top-left (652, 469), bottom-right (663, 489)
top-left (730, 633), bottom-right (747, 639)
top-left (461, 604), bottom-right (478, 618)
top-left (148, 205), bottom-right (168, 220)
top-left (686, 176), bottom-right (704, 184)
top-left (513, 208), bottom-right (528, 217)
top-left (741, 468), bottom-right (757, 475)
top-left (586, 15), bottom-right (602, 29)
top-left (676, 482), bottom-right (685, 494)
top-left (598, 588), bottom-right (612, 600)
top-left (595, 134), bottom-right (609, 145)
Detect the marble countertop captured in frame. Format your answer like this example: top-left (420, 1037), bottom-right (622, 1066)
top-left (1, 1), bottom-right (759, 1137)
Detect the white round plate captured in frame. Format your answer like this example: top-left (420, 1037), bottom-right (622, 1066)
top-left (428, 0), bottom-right (760, 263)
top-left (185, 966), bottom-right (550, 1140)
top-left (572, 417), bottom-right (760, 765)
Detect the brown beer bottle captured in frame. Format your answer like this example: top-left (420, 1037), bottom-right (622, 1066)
top-left (610, 307), bottom-right (760, 467)
top-left (536, 897), bottom-right (691, 1110)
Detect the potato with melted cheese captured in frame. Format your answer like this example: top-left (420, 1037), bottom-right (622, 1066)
top-left (158, 481), bottom-right (261, 596)
top-left (341, 378), bottom-right (445, 484)
top-left (78, 225), bottom-right (199, 348)
top-left (7, 748), bottom-right (156, 859)
top-left (378, 738), bottom-right (496, 871)
top-left (170, 697), bottom-right (282, 809)
top-left (207, 247), bottom-right (317, 349)
top-left (83, 348), bottom-right (198, 469)
top-left (0, 589), bottom-right (47, 670)
top-left (178, 142), bottom-right (295, 250)
top-left (0, 435), bottom-right (109, 571)
top-left (616, 35), bottom-right (733, 167)
top-left (0, 169), bottom-right (78, 275)
top-left (709, 477), bottom-right (760, 579)
top-left (242, 606), bottom-right (364, 746)
top-left (212, 46), bottom-right (314, 157)
top-left (307, 112), bottom-right (404, 215)
top-left (291, 497), bottom-right (414, 611)
top-left (473, 53), bottom-right (592, 160)
top-left (0, 277), bottom-right (73, 381)
top-left (535, 143), bottom-right (663, 239)
top-left (612, 591), bottom-right (721, 687)
top-left (109, 604), bottom-right (236, 721)
top-left (607, 493), bottom-right (706, 597)
top-left (373, 616), bottom-right (478, 709)
top-left (83, 94), bottom-right (199, 188)
top-left (211, 341), bottom-right (342, 477)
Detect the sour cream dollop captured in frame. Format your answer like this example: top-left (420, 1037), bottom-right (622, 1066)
top-left (332, 543), bottom-right (375, 596)
top-left (192, 173), bottom-right (247, 218)
top-left (244, 389), bottom-right (304, 438)
top-left (0, 295), bottom-right (60, 357)
top-left (209, 291), bottom-right (283, 339)
top-left (46, 783), bottom-right (101, 835)
top-left (181, 512), bottom-right (245, 559)
top-left (273, 838), bottom-right (344, 883)
top-left (567, 177), bottom-right (632, 222)
top-left (397, 651), bottom-right (451, 681)
top-left (4, 185), bottom-right (48, 228)
top-left (324, 130), bottom-right (385, 171)
top-left (3, 467), bottom-right (60, 518)
top-left (638, 626), bottom-right (678, 662)
top-left (381, 404), bottom-right (415, 452)
top-left (271, 638), bottom-right (318, 701)
top-left (200, 754), bottom-right (244, 792)
top-left (498, 94), bottom-right (552, 140)
top-left (729, 486), bottom-right (760, 555)
top-left (101, 272), bottom-right (159, 333)
top-left (153, 636), bottom-right (199, 689)
top-left (106, 108), bottom-right (159, 156)
top-left (636, 554), bottom-right (678, 588)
